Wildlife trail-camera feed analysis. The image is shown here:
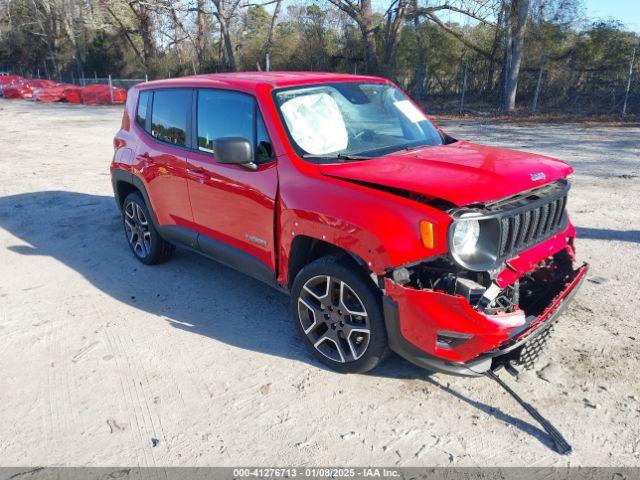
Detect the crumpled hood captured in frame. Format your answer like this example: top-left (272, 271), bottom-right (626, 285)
top-left (318, 141), bottom-right (573, 207)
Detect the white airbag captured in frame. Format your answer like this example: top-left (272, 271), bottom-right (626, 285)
top-left (280, 92), bottom-right (348, 155)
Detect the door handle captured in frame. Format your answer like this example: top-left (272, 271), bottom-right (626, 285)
top-left (188, 165), bottom-right (207, 175)
top-left (187, 167), bottom-right (209, 184)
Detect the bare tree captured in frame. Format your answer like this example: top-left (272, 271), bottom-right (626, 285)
top-left (381, 0), bottom-right (409, 71)
top-left (264, 0), bottom-right (282, 60)
top-left (212, 0), bottom-right (243, 71)
top-left (126, 0), bottom-right (158, 66)
top-left (325, 0), bottom-right (378, 73)
top-left (196, 0), bottom-right (210, 61)
top-left (503, 0), bottom-right (531, 111)
top-left (410, 0), bottom-right (428, 98)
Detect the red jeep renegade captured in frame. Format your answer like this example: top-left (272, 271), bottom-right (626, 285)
top-left (111, 72), bottom-right (587, 376)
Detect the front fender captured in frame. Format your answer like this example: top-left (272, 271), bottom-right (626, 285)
top-left (277, 168), bottom-right (452, 284)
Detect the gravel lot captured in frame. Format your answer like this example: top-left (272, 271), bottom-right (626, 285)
top-left (0, 99), bottom-right (639, 467)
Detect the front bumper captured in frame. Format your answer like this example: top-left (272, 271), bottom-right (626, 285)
top-left (383, 253), bottom-right (588, 377)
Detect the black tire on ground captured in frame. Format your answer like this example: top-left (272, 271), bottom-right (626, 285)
top-left (290, 253), bottom-right (390, 373)
top-left (122, 191), bottom-right (175, 265)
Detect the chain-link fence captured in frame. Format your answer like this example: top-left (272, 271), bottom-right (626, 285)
top-left (407, 59), bottom-right (640, 117)
top-left (78, 76), bottom-right (148, 90)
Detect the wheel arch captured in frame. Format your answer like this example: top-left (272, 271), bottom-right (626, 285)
top-left (110, 169), bottom-right (161, 230)
top-left (286, 234), bottom-right (373, 290)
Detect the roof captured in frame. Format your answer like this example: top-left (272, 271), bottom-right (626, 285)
top-left (139, 71), bottom-right (388, 93)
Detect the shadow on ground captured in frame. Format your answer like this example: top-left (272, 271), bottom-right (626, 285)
top-left (0, 190), bottom-right (566, 450)
top-left (576, 227), bottom-right (640, 244)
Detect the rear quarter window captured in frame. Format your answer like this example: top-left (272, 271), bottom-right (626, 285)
top-left (136, 90), bottom-right (150, 130)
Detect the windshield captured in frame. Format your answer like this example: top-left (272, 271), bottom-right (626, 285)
top-left (274, 82), bottom-right (444, 162)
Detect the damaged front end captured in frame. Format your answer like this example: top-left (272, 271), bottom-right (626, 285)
top-left (382, 181), bottom-right (588, 376)
top-left (384, 246), bottom-right (587, 376)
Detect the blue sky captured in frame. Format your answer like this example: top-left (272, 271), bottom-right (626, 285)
top-left (583, 0), bottom-right (640, 32)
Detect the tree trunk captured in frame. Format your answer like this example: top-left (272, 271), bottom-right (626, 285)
top-left (61, 4), bottom-right (84, 80)
top-left (219, 17), bottom-right (236, 71)
top-left (411, 0), bottom-right (428, 98)
top-left (485, 2), bottom-right (505, 93)
top-left (503, 0), bottom-right (531, 112)
top-left (359, 0), bottom-right (378, 74)
top-left (127, 3), bottom-right (157, 67)
top-left (196, 0), bottom-right (210, 62)
top-left (622, 47), bottom-right (636, 115)
top-left (382, 0), bottom-right (407, 72)
top-left (265, 0), bottom-right (282, 56)
top-left (531, 55), bottom-right (546, 114)
top-left (500, 2), bottom-right (511, 108)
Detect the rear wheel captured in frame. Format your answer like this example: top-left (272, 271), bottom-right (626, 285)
top-left (291, 254), bottom-right (390, 373)
top-left (122, 192), bottom-right (174, 265)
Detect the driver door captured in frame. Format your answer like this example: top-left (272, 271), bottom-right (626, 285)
top-left (186, 89), bottom-right (277, 281)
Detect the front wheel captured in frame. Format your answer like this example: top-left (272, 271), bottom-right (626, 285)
top-left (291, 254), bottom-right (390, 373)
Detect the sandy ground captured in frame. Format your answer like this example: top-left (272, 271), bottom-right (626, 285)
top-left (0, 99), bottom-right (639, 467)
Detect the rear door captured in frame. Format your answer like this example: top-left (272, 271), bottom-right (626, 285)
top-left (186, 88), bottom-right (278, 279)
top-left (135, 88), bottom-right (194, 231)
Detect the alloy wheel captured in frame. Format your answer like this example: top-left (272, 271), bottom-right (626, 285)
top-left (297, 275), bottom-right (371, 363)
top-left (124, 201), bottom-right (151, 259)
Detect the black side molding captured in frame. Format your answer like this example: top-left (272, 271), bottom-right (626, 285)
top-left (197, 233), bottom-right (276, 286)
top-left (159, 225), bottom-right (199, 250)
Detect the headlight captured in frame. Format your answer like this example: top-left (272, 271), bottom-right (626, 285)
top-left (449, 214), bottom-right (501, 271)
top-left (452, 219), bottom-right (480, 255)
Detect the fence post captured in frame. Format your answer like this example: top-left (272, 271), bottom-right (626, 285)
top-left (108, 74), bottom-right (114, 104)
top-left (459, 61), bottom-right (468, 113)
top-left (531, 55), bottom-right (546, 114)
top-left (265, 53), bottom-right (270, 72)
top-left (623, 46), bottom-right (636, 116)
top-left (145, 74), bottom-right (149, 83)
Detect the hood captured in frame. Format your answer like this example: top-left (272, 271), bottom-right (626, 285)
top-left (318, 141), bottom-right (573, 207)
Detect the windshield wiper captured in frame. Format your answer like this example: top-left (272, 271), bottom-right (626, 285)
top-left (302, 153), bottom-right (370, 162)
top-left (386, 143), bottom-right (430, 155)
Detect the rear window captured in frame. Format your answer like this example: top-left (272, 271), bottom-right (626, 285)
top-left (136, 91), bottom-right (150, 130)
top-left (151, 89), bottom-right (190, 146)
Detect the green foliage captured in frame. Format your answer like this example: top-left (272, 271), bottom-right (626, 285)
top-left (572, 21), bottom-right (637, 71)
top-left (0, 0), bottom-right (638, 114)
top-left (84, 32), bottom-right (126, 77)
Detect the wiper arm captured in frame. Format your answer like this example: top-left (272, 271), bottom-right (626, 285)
top-left (302, 153), bottom-right (370, 162)
top-left (386, 143), bottom-right (429, 155)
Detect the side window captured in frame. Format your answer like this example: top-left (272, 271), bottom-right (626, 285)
top-left (150, 89), bottom-right (190, 146)
top-left (197, 89), bottom-right (273, 163)
top-left (197, 90), bottom-right (254, 152)
top-left (136, 90), bottom-right (150, 130)
top-left (255, 113), bottom-right (273, 163)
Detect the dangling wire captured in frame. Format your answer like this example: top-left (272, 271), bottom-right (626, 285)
top-left (485, 370), bottom-right (572, 455)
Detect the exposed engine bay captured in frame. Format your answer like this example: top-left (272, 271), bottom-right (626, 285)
top-left (386, 247), bottom-right (582, 369)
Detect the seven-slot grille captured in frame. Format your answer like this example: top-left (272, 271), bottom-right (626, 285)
top-left (498, 194), bottom-right (567, 258)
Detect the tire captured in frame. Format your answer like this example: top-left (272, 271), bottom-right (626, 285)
top-left (291, 253), bottom-right (390, 373)
top-left (122, 192), bottom-right (175, 265)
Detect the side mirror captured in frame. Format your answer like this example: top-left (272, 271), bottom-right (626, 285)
top-left (212, 137), bottom-right (256, 170)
